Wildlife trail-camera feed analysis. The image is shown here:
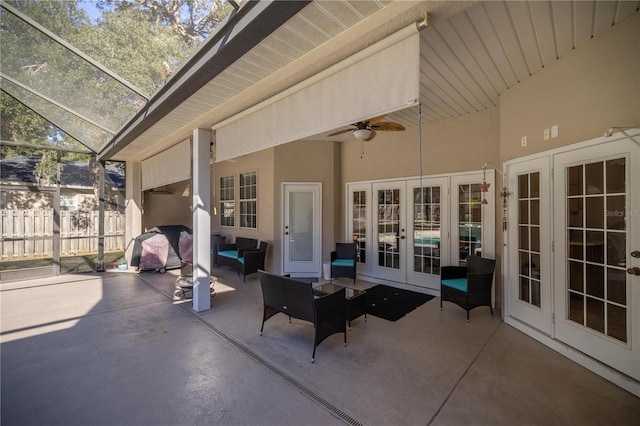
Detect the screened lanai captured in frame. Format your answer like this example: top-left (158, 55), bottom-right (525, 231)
top-left (2, 0), bottom-right (640, 401)
top-left (0, 0), bottom-right (238, 278)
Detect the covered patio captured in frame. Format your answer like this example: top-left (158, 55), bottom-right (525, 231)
top-left (2, 270), bottom-right (638, 425)
top-left (2, 0), bottom-right (640, 411)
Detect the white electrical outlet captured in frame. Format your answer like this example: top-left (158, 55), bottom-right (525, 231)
top-left (544, 129), bottom-right (550, 140)
top-left (521, 136), bottom-right (527, 147)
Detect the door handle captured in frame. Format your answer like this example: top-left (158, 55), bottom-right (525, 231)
top-left (627, 267), bottom-right (640, 276)
top-left (631, 251), bottom-right (640, 258)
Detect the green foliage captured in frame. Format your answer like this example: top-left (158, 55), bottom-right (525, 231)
top-left (34, 149), bottom-right (59, 184)
top-left (1, 0), bottom-right (232, 153)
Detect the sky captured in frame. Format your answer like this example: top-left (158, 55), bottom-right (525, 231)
top-left (77, 0), bottom-right (109, 23)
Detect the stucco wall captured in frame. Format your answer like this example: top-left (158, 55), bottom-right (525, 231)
top-left (142, 180), bottom-right (192, 231)
top-left (500, 12), bottom-right (640, 162)
top-left (213, 148), bottom-right (276, 269)
top-left (341, 107), bottom-right (501, 184)
top-left (273, 140), bottom-right (341, 274)
top-left (496, 13), bottom-right (639, 311)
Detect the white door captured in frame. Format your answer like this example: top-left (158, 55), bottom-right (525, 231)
top-left (282, 183), bottom-right (322, 276)
top-left (553, 138), bottom-right (640, 379)
top-left (406, 177), bottom-right (449, 290)
top-left (506, 157), bottom-right (553, 335)
top-left (372, 181), bottom-right (406, 282)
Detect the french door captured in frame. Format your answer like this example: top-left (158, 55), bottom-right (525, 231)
top-left (372, 181), bottom-right (406, 282)
top-left (406, 177), bottom-right (449, 290)
top-left (505, 135), bottom-right (639, 381)
top-left (553, 139), bottom-right (639, 379)
top-left (506, 157), bottom-right (553, 335)
top-left (282, 183), bottom-right (322, 276)
top-left (347, 172), bottom-right (493, 292)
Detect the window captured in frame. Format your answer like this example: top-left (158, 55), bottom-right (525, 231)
top-left (352, 190), bottom-right (366, 264)
top-left (458, 183), bottom-right (482, 265)
top-left (239, 171), bottom-right (257, 229)
top-left (413, 186), bottom-right (441, 275)
top-left (518, 172), bottom-right (541, 307)
top-left (60, 193), bottom-right (77, 211)
top-left (219, 175), bottom-right (235, 227)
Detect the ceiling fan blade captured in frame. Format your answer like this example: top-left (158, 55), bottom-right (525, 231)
top-left (327, 128), bottom-right (354, 137)
top-left (372, 121), bottom-right (406, 132)
top-left (366, 115), bottom-right (386, 126)
top-left (364, 130), bottom-right (377, 141)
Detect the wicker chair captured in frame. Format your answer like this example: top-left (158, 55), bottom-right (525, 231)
top-left (330, 242), bottom-right (357, 284)
top-left (440, 255), bottom-right (496, 322)
top-left (238, 241), bottom-right (268, 281)
top-left (258, 270), bottom-right (346, 362)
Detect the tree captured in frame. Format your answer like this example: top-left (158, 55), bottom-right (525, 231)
top-left (1, 0), bottom-right (232, 190)
top-left (103, 0), bottom-right (233, 43)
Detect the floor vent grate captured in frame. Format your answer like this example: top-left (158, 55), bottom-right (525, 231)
top-left (141, 276), bottom-right (363, 426)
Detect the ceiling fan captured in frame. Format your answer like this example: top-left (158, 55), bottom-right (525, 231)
top-left (327, 115), bottom-right (406, 141)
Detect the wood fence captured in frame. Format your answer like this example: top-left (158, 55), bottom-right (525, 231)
top-left (1, 209), bottom-right (125, 260)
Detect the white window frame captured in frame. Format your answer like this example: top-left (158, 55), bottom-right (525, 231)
top-left (219, 174), bottom-right (235, 228)
top-left (239, 170), bottom-right (258, 230)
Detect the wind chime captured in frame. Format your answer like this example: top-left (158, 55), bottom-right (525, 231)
top-left (482, 162), bottom-right (510, 231)
top-left (481, 165), bottom-right (490, 205)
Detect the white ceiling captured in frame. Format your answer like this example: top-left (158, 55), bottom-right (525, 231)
top-left (331, 0), bottom-right (640, 139)
top-left (113, 0), bottom-right (639, 160)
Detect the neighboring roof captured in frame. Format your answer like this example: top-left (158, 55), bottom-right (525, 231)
top-left (0, 155), bottom-right (125, 189)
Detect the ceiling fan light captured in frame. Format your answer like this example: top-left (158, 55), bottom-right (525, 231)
top-left (353, 128), bottom-right (372, 140)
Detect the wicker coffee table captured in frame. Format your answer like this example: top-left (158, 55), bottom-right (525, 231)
top-left (314, 283), bottom-right (366, 326)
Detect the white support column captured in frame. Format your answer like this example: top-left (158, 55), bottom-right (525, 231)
top-left (192, 128), bottom-right (212, 312)
top-left (125, 161), bottom-right (142, 264)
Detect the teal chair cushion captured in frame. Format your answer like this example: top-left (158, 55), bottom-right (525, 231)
top-left (237, 257), bottom-right (244, 264)
top-left (441, 278), bottom-right (468, 292)
top-left (218, 250), bottom-right (239, 260)
top-left (332, 259), bottom-right (354, 267)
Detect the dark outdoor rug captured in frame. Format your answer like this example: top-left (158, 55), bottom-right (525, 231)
top-left (365, 285), bottom-right (434, 321)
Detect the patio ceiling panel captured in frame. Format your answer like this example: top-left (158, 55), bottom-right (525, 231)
top-left (551, 2), bottom-right (574, 58)
top-left (406, 0), bottom-right (640, 134)
top-left (432, 19), bottom-right (500, 107)
top-left (529, 1), bottom-right (558, 68)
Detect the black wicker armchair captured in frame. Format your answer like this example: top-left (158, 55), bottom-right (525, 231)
top-left (258, 270), bottom-right (346, 362)
top-left (238, 241), bottom-right (268, 281)
top-left (440, 255), bottom-right (496, 322)
top-left (330, 242), bottom-right (357, 284)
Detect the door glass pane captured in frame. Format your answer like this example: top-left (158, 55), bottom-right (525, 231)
top-left (565, 159), bottom-right (627, 342)
top-left (378, 189), bottom-right (400, 269)
top-left (517, 172), bottom-right (541, 307)
top-left (458, 183), bottom-right (482, 265)
top-left (289, 192), bottom-right (313, 262)
top-left (352, 191), bottom-right (366, 264)
top-left (413, 186), bottom-right (441, 275)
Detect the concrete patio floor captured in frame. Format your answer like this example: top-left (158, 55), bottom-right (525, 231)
top-left (1, 268), bottom-right (639, 425)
